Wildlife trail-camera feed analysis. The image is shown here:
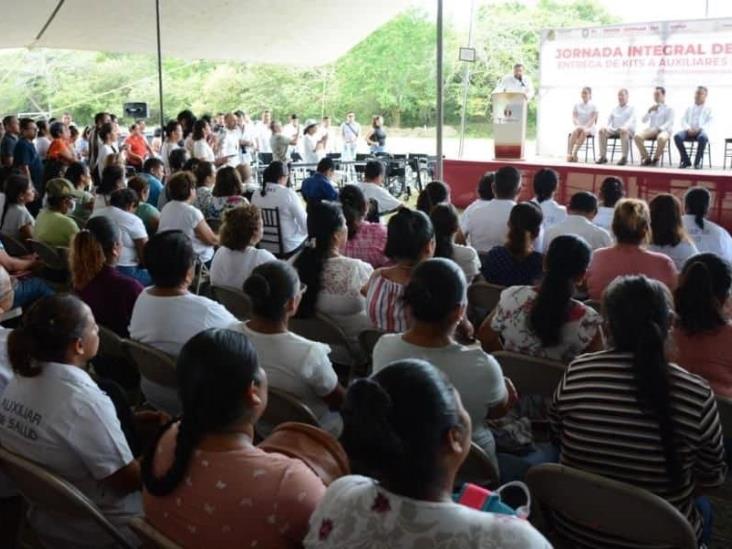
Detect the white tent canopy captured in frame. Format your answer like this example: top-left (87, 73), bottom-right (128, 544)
top-left (1, 0), bottom-right (411, 65)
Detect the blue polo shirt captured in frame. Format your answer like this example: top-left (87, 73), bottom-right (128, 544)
top-left (13, 139), bottom-right (43, 188)
top-left (301, 172), bottom-right (338, 204)
top-left (141, 173), bottom-right (163, 207)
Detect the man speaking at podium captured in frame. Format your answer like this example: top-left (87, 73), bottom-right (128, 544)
top-left (494, 63), bottom-right (534, 100)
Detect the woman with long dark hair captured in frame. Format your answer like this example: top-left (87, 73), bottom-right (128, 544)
top-left (682, 187), bottom-right (732, 263)
top-left (479, 235), bottom-right (603, 362)
top-left (143, 328), bottom-right (325, 547)
top-left (532, 168), bottom-right (566, 229)
top-left (365, 115), bottom-right (387, 154)
top-left (648, 193), bottom-right (699, 270)
top-left (550, 275), bottom-right (726, 546)
top-left (593, 176), bottom-right (624, 231)
top-left (206, 165), bottom-right (248, 220)
top-left (431, 204), bottom-right (480, 281)
top-left (340, 184), bottom-right (388, 268)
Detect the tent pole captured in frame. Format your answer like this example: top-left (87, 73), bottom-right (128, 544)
top-left (155, 0), bottom-right (165, 129)
top-left (436, 0), bottom-right (444, 179)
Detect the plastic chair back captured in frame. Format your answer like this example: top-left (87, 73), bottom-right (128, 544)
top-left (467, 281), bottom-right (504, 324)
top-left (290, 314), bottom-right (362, 365)
top-left (260, 207), bottom-right (284, 257)
top-left (358, 329), bottom-right (384, 360)
top-left (0, 233), bottom-right (29, 256)
top-left (455, 441), bottom-right (500, 489)
top-left (124, 339), bottom-right (177, 388)
top-left (493, 351), bottom-right (566, 398)
top-left (29, 239), bottom-right (68, 271)
top-left (128, 517), bottom-right (182, 549)
top-left (255, 387), bottom-right (320, 440)
top-left (211, 285), bottom-right (253, 320)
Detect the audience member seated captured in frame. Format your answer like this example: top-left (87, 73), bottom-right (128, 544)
top-left (356, 160), bottom-right (401, 214)
top-left (0, 239), bottom-right (53, 309)
top-left (0, 295), bottom-right (142, 547)
top-left (157, 148), bottom-right (190, 210)
top-left (301, 157), bottom-right (338, 205)
top-left (463, 166), bottom-right (523, 253)
top-left (672, 254), bottom-right (732, 398)
top-left (416, 180), bottom-right (450, 216)
top-left (340, 185), bottom-right (388, 268)
top-left (481, 202), bottom-right (544, 287)
top-left (586, 199), bottom-right (677, 300)
top-left (0, 174), bottom-right (35, 241)
top-left (70, 216), bottom-right (143, 338)
top-left (94, 164), bottom-right (125, 210)
top-left (532, 168), bottom-right (566, 229)
top-left (129, 231), bottom-right (237, 413)
top-left (192, 160), bottom-right (216, 212)
top-left (210, 204), bottom-right (275, 289)
top-left (33, 177), bottom-right (82, 247)
top-left (206, 165), bottom-right (248, 220)
top-left (0, 267), bottom-right (13, 392)
top-left (158, 171), bottom-right (219, 265)
top-left (544, 191), bottom-right (612, 251)
top-left (648, 193), bottom-right (699, 270)
top-left (550, 275), bottom-right (727, 546)
top-left (251, 161), bottom-right (308, 257)
top-left (239, 261), bottom-right (345, 432)
top-left (141, 157), bottom-right (165, 207)
top-left (459, 171), bottom-right (494, 237)
top-left (294, 202), bottom-right (373, 363)
top-left (479, 235), bottom-right (603, 363)
top-left (143, 328), bottom-right (325, 547)
top-left (682, 187), bottom-right (732, 264)
top-left (593, 176), bottom-right (624, 231)
top-left (373, 259), bottom-right (516, 468)
top-left (128, 176), bottom-right (160, 236)
top-left (431, 204), bottom-right (480, 281)
top-left (65, 162), bottom-right (95, 223)
top-left (307, 358), bottom-right (548, 548)
top-left (90, 188), bottom-right (151, 286)
top-left (364, 208), bottom-right (434, 332)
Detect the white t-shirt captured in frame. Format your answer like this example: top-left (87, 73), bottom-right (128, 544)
top-left (255, 123), bottom-right (272, 153)
top-left (0, 362), bottom-right (140, 546)
top-left (129, 290), bottom-right (237, 413)
top-left (593, 205), bottom-right (615, 232)
top-left (606, 104), bottom-right (636, 132)
top-left (355, 182), bottom-right (402, 214)
top-left (304, 475), bottom-right (550, 549)
top-left (218, 127), bottom-right (242, 167)
top-left (302, 134), bottom-right (321, 164)
top-left (251, 183), bottom-right (308, 254)
top-left (160, 141), bottom-right (181, 173)
top-left (0, 203), bottom-right (34, 240)
top-left (648, 241), bottom-right (699, 271)
top-left (96, 143), bottom-right (118, 178)
top-left (545, 214), bottom-right (613, 251)
top-left (90, 206), bottom-right (147, 267)
top-left (236, 323), bottom-right (338, 425)
top-left (158, 200), bottom-right (214, 263)
top-left (573, 100), bottom-right (598, 130)
top-left (534, 198), bottom-right (567, 230)
top-left (460, 198), bottom-right (490, 233)
top-left (450, 244), bottom-right (481, 281)
top-left (192, 139), bottom-right (215, 162)
top-left (682, 214), bottom-right (732, 264)
top-left (34, 136), bottom-right (51, 159)
top-left (463, 199), bottom-right (515, 253)
top-left (209, 245), bottom-right (276, 290)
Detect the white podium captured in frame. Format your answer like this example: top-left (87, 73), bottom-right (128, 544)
top-left (492, 92), bottom-right (527, 160)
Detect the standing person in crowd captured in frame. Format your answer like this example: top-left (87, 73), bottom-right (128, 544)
top-left (210, 204), bottom-right (275, 289)
top-left (217, 113), bottom-right (248, 168)
top-left (480, 235), bottom-right (603, 363)
top-left (674, 86), bottom-right (713, 169)
top-left (301, 119), bottom-right (328, 165)
top-left (460, 172), bottom-right (494, 234)
top-left (34, 120), bottom-right (51, 160)
top-left (94, 164), bottom-right (125, 210)
top-left (95, 122), bottom-right (120, 179)
top-left (159, 120), bottom-right (182, 175)
top-left (206, 165), bottom-right (248, 221)
top-left (593, 176), bottom-right (624, 231)
top-left (340, 111), bottom-right (360, 161)
top-left (65, 162), bottom-right (95, 224)
top-left (596, 88), bottom-right (636, 166)
top-left (76, 126), bottom-right (91, 161)
top-left (431, 204), bottom-right (481, 281)
top-left (365, 115), bottom-right (387, 154)
top-left (567, 86), bottom-right (597, 162)
top-left (532, 168), bottom-right (566, 229)
top-left (123, 121), bottom-right (152, 170)
top-left (481, 202), bottom-right (544, 287)
top-left (88, 112), bottom-right (111, 171)
top-left (0, 174), bottom-right (36, 242)
top-left (70, 216), bottom-right (143, 338)
top-left (176, 110), bottom-right (196, 143)
top-left (372, 258), bottom-right (516, 476)
top-left (283, 114), bottom-right (301, 146)
top-left (191, 120), bottom-right (220, 164)
top-left (551, 275), bottom-right (726, 547)
top-left (127, 176), bottom-right (160, 236)
top-left (33, 178), bottom-right (83, 247)
top-left (1, 115), bottom-right (19, 168)
top-left (129, 231), bottom-right (237, 413)
top-left (141, 157), bottom-right (165, 207)
top-left (46, 121), bottom-right (76, 165)
top-left (255, 110), bottom-right (273, 154)
top-left (12, 119), bottom-right (44, 198)
top-left (158, 171), bottom-right (219, 265)
top-left (586, 199), bottom-right (677, 301)
top-left (340, 185), bottom-right (389, 268)
top-left (240, 261), bottom-right (346, 431)
top-left (143, 328), bottom-right (326, 547)
top-left (251, 161), bottom-right (308, 257)
top-left (648, 193), bottom-right (699, 270)
top-left (305, 359), bottom-right (549, 549)
top-left (673, 253), bottom-right (732, 398)
top-left (270, 120), bottom-right (298, 163)
top-left (356, 160), bottom-right (402, 214)
top-left (634, 86), bottom-right (674, 166)
top-left (0, 295), bottom-right (142, 547)
top-left (364, 208), bottom-right (435, 333)
top-left (682, 186), bottom-right (732, 263)
top-left (301, 157), bottom-right (338, 206)
top-left (544, 191), bottom-right (612, 251)
top-left (321, 116), bottom-right (337, 154)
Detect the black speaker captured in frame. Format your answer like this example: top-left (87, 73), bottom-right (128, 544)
top-left (123, 102), bottom-right (149, 119)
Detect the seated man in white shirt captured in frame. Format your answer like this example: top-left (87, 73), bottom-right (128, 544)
top-left (597, 88), bottom-right (636, 166)
top-left (494, 63), bottom-right (534, 100)
top-left (460, 172), bottom-right (494, 235)
top-left (356, 160), bottom-right (402, 215)
top-left (545, 191), bottom-right (613, 251)
top-left (532, 168), bottom-right (567, 229)
top-left (634, 86), bottom-right (674, 166)
top-left (674, 86), bottom-right (713, 169)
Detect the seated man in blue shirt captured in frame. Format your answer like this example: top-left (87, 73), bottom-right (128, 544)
top-left (141, 157), bottom-right (165, 206)
top-left (301, 157), bottom-right (338, 206)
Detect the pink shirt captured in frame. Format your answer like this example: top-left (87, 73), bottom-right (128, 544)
top-left (144, 424), bottom-right (325, 547)
top-left (672, 324), bottom-right (732, 398)
top-left (586, 244), bottom-right (678, 301)
top-left (343, 222), bottom-right (389, 268)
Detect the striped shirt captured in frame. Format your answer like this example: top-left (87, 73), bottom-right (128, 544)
top-left (550, 350), bottom-right (727, 543)
top-left (365, 273), bottom-right (408, 333)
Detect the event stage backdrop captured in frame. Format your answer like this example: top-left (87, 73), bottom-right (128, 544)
top-left (537, 18), bottom-right (732, 162)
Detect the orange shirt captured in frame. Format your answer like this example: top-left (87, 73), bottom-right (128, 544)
top-left (671, 323), bottom-right (732, 398)
top-left (46, 138), bottom-right (74, 164)
top-left (124, 134), bottom-right (148, 165)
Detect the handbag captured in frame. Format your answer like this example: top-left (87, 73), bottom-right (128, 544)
top-left (455, 481), bottom-right (531, 519)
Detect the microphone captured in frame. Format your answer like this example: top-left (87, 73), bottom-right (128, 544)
top-left (517, 76), bottom-right (525, 87)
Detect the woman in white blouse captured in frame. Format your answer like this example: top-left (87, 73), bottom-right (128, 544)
top-left (191, 119), bottom-right (220, 164)
top-left (251, 161), bottom-right (308, 257)
top-left (567, 86), bottom-right (598, 162)
top-left (682, 187), bottom-right (732, 264)
top-left (430, 204), bottom-right (480, 281)
top-left (649, 193), bottom-right (699, 270)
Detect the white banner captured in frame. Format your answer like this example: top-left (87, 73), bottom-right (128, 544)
top-left (537, 18), bottom-right (732, 161)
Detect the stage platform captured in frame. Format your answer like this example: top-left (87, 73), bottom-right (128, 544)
top-left (444, 158), bottom-right (732, 232)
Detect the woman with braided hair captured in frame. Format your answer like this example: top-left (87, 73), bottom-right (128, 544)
top-left (142, 327), bottom-right (325, 547)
